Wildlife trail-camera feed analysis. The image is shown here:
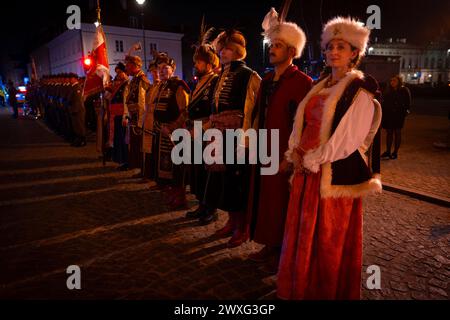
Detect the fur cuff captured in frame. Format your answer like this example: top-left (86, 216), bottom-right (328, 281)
top-left (285, 149), bottom-right (294, 163)
top-left (303, 149), bottom-right (321, 173)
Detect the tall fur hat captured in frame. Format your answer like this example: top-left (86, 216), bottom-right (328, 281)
top-left (262, 7), bottom-right (306, 59)
top-left (212, 29), bottom-right (247, 60)
top-left (321, 16), bottom-right (371, 57)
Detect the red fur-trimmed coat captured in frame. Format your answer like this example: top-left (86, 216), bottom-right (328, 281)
top-left (286, 69), bottom-right (383, 198)
top-left (247, 65), bottom-right (312, 245)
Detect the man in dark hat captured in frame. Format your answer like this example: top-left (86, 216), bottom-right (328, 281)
top-left (207, 29), bottom-right (261, 247)
top-left (122, 55), bottom-right (150, 175)
top-left (68, 74), bottom-right (87, 147)
top-left (146, 52), bottom-right (190, 209)
top-left (106, 62), bottom-right (129, 166)
top-left (141, 56), bottom-right (161, 180)
top-left (115, 62), bottom-right (126, 80)
top-left (185, 39), bottom-right (221, 225)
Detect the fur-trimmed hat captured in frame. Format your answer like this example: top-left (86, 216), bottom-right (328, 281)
top-left (262, 8), bottom-right (306, 59)
top-left (212, 29), bottom-right (247, 60)
top-left (124, 55), bottom-right (142, 68)
top-left (155, 52), bottom-right (176, 69)
top-left (321, 17), bottom-right (370, 57)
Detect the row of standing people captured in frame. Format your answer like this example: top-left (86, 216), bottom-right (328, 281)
top-left (27, 74), bottom-right (87, 147)
top-left (101, 11), bottom-right (384, 300)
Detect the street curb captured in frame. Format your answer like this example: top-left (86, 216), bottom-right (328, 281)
top-left (383, 183), bottom-right (450, 208)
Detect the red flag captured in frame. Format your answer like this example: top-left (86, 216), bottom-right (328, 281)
top-left (83, 25), bottom-right (110, 98)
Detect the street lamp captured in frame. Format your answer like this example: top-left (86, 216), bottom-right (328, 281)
top-left (136, 0), bottom-right (147, 70)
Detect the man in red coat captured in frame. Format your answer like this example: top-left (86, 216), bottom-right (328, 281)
top-left (246, 8), bottom-right (312, 273)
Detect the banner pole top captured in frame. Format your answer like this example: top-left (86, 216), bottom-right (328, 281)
top-left (96, 0), bottom-right (101, 24)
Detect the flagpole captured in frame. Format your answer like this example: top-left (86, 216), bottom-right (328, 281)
top-left (97, 0), bottom-right (101, 23)
top-left (96, 0), bottom-right (107, 165)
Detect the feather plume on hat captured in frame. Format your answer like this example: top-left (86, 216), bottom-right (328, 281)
top-left (192, 16), bottom-right (219, 68)
top-left (261, 1), bottom-right (306, 59)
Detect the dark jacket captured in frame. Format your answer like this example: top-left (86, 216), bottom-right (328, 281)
top-left (381, 86), bottom-right (411, 129)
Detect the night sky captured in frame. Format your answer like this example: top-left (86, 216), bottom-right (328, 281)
top-left (0, 0), bottom-right (449, 77)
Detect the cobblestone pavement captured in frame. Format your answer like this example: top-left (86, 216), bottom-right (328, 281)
top-left (381, 113), bottom-right (450, 199)
top-left (0, 108), bottom-right (448, 300)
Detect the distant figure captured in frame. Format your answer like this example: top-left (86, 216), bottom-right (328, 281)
top-left (107, 62), bottom-right (129, 168)
top-left (0, 84), bottom-right (6, 106)
top-left (7, 80), bottom-right (18, 119)
top-left (381, 75), bottom-right (411, 160)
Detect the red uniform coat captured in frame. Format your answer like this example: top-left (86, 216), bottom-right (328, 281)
top-left (247, 65), bottom-right (312, 247)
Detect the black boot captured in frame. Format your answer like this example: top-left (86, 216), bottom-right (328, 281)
top-left (380, 151), bottom-right (391, 159)
top-left (186, 205), bottom-right (205, 219)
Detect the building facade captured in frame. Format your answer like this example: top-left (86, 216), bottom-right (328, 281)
top-left (31, 23), bottom-right (184, 79)
top-left (368, 38), bottom-right (450, 86)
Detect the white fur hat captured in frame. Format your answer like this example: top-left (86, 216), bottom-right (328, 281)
top-left (321, 17), bottom-right (371, 57)
top-left (262, 8), bottom-right (306, 59)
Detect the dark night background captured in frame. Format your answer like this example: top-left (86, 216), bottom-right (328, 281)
top-left (0, 0), bottom-right (449, 80)
top-left (0, 1), bottom-right (449, 304)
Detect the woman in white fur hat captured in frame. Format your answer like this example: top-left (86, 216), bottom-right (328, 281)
top-left (277, 17), bottom-right (383, 300)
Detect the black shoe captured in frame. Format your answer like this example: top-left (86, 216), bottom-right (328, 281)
top-left (117, 164), bottom-right (129, 171)
top-left (390, 153), bottom-right (398, 160)
top-left (186, 206), bottom-right (204, 219)
top-left (381, 151), bottom-right (391, 159)
top-left (198, 210), bottom-right (218, 226)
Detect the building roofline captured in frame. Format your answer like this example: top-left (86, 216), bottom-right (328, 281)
top-left (80, 23), bottom-right (184, 40)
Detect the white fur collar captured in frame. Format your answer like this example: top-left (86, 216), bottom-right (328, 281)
top-left (286, 69), bottom-right (364, 162)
